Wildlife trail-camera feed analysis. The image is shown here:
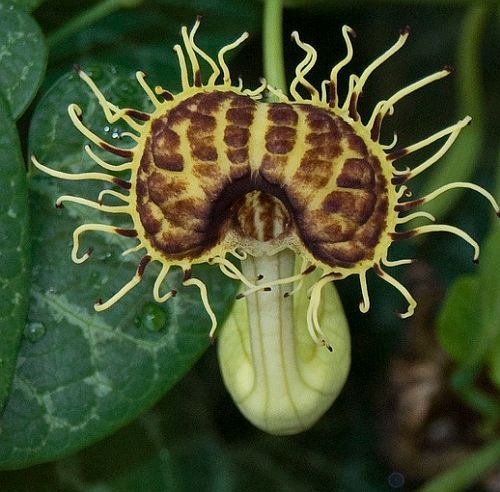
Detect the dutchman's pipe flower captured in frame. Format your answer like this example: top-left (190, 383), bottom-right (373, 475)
top-left (32, 19), bottom-right (499, 434)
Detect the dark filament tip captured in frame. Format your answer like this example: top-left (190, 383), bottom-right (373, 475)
top-left (183, 268), bottom-right (192, 282)
top-left (112, 177), bottom-right (132, 190)
top-left (115, 228), bottom-right (138, 237)
top-left (137, 255), bottom-right (152, 276)
top-left (100, 142), bottom-right (133, 158)
top-left (125, 109), bottom-right (151, 122)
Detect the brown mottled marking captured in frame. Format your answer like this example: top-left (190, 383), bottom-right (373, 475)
top-left (302, 143), bottom-right (341, 162)
top-left (136, 91), bottom-right (390, 268)
top-left (140, 202), bottom-right (162, 234)
top-left (156, 228), bottom-right (205, 256)
top-left (167, 100), bottom-right (192, 126)
top-left (147, 172), bottom-right (187, 205)
top-left (226, 147), bottom-right (248, 165)
top-left (258, 193), bottom-right (287, 241)
top-left (150, 121), bottom-right (185, 171)
top-left (147, 172), bottom-right (169, 205)
top-left (265, 126), bottom-right (296, 154)
top-left (336, 158), bottom-right (375, 189)
top-left (346, 133), bottom-right (368, 154)
top-left (224, 125), bottom-right (249, 147)
top-left (235, 192), bottom-right (290, 242)
top-left (300, 209), bottom-right (357, 243)
top-left (196, 91), bottom-right (227, 113)
top-left (226, 107), bottom-right (255, 126)
top-left (327, 242), bottom-right (367, 264)
top-left (139, 138), bottom-right (153, 173)
top-left (190, 112), bottom-right (216, 132)
top-left (193, 162), bottom-right (223, 182)
top-left (305, 109), bottom-right (335, 132)
top-left (191, 142), bottom-right (217, 161)
top-left (322, 190), bottom-right (376, 224)
top-left (293, 159), bottom-right (332, 189)
top-left (161, 197), bottom-right (207, 231)
top-left (268, 104), bottom-right (298, 126)
top-left (155, 153), bottom-right (185, 172)
top-left (260, 154), bottom-right (290, 185)
top-left (229, 164), bottom-right (249, 181)
top-left (355, 211), bottom-right (386, 247)
top-left (303, 118), bottom-right (342, 160)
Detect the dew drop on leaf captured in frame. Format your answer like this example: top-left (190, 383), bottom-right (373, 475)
top-left (97, 251), bottom-right (113, 261)
top-left (24, 322), bottom-right (46, 343)
top-left (138, 302), bottom-right (167, 333)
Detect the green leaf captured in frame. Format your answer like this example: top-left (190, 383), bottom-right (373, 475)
top-left (10, 0), bottom-right (45, 12)
top-left (419, 5), bottom-right (486, 219)
top-left (0, 1), bottom-right (47, 119)
top-left (480, 229), bottom-right (500, 388)
top-left (0, 94), bottom-right (30, 411)
top-left (0, 65), bottom-right (238, 468)
top-left (47, 0), bottom-right (261, 89)
top-left (436, 274), bottom-right (478, 362)
top-left (419, 438), bottom-right (500, 492)
top-left (438, 228), bottom-right (500, 367)
top-left (257, 0), bottom-right (339, 8)
top-left (437, 226), bottom-right (500, 410)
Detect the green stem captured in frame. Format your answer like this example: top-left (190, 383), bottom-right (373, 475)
top-left (419, 438), bottom-right (500, 492)
top-left (263, 0), bottom-right (286, 93)
top-left (47, 0), bottom-right (143, 49)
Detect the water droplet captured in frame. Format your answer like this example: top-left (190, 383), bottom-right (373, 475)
top-left (111, 129), bottom-right (120, 139)
top-left (138, 303), bottom-right (166, 332)
top-left (98, 251), bottom-right (113, 261)
top-left (103, 125), bottom-right (110, 133)
top-left (388, 472), bottom-right (405, 489)
top-left (24, 322), bottom-right (46, 343)
top-left (46, 286), bottom-right (58, 295)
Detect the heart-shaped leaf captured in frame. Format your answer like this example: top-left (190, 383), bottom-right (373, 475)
top-left (0, 1), bottom-right (47, 119)
top-left (0, 94), bottom-right (30, 412)
top-left (0, 65), bottom-right (238, 468)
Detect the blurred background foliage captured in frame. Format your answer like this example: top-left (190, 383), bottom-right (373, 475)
top-left (0, 0), bottom-right (499, 490)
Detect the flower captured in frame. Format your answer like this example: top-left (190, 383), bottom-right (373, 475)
top-left (32, 19), bottom-right (499, 434)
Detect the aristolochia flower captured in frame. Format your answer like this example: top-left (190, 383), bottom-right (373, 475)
top-left (32, 19), bottom-right (499, 435)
